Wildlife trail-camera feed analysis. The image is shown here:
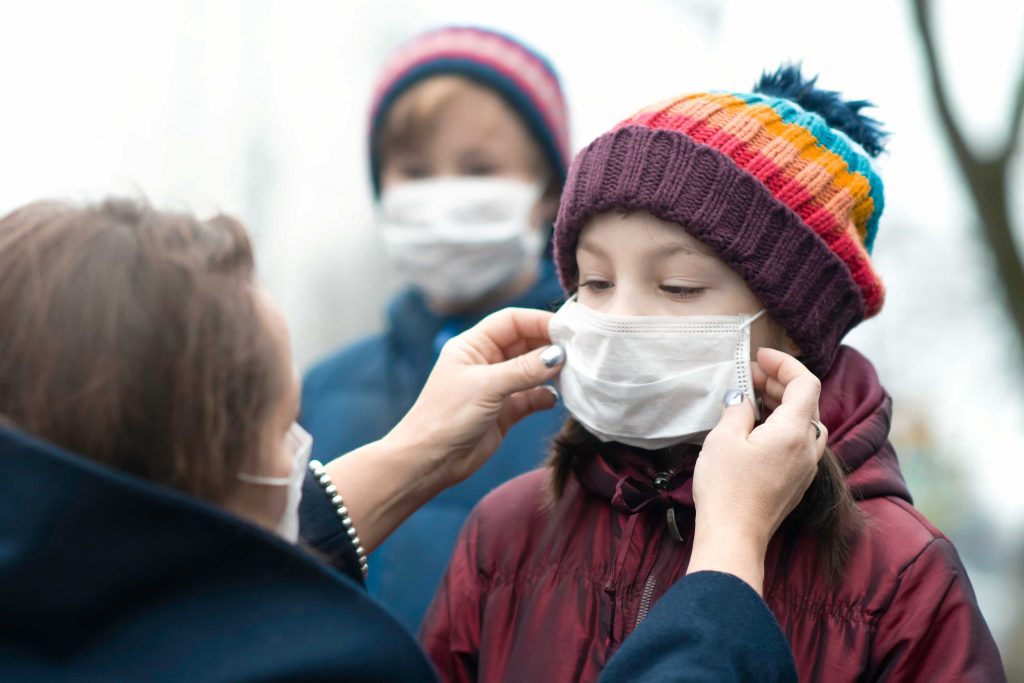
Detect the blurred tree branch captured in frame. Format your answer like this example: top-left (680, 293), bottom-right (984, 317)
top-left (1009, 61), bottom-right (1024, 160)
top-left (912, 0), bottom-right (1024, 360)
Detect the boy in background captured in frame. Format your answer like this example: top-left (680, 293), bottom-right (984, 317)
top-left (301, 26), bottom-right (570, 631)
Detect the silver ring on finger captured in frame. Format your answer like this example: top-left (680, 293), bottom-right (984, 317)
top-left (810, 419), bottom-right (825, 440)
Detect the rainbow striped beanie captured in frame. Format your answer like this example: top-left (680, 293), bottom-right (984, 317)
top-left (368, 26), bottom-right (570, 195)
top-left (552, 67), bottom-right (887, 376)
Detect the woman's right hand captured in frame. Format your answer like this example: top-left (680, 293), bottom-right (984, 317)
top-left (390, 307), bottom-right (564, 488)
top-left (688, 347), bottom-right (827, 595)
top-left (325, 307), bottom-right (563, 554)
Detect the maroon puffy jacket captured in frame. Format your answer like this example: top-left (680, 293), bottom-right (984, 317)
top-left (421, 347), bottom-right (1006, 682)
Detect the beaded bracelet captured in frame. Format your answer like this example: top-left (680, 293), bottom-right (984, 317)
top-left (308, 459), bottom-right (368, 579)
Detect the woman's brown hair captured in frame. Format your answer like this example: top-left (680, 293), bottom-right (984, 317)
top-left (548, 417), bottom-right (864, 586)
top-left (0, 198), bottom-right (286, 503)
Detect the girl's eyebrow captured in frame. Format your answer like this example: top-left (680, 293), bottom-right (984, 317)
top-left (577, 240), bottom-right (607, 257)
top-left (643, 235), bottom-right (713, 258)
top-left (456, 148), bottom-right (496, 164)
top-left (659, 242), bottom-right (709, 257)
top-left (578, 237), bottom-right (711, 259)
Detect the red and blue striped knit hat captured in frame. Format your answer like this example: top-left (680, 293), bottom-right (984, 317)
top-left (553, 66), bottom-right (887, 376)
top-left (368, 26), bottom-right (571, 196)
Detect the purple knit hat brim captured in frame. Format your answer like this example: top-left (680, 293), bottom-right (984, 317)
top-left (553, 125), bottom-right (865, 376)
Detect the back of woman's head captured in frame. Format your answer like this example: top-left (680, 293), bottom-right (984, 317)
top-left (0, 197), bottom-right (285, 502)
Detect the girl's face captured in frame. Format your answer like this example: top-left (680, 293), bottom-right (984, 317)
top-left (575, 210), bottom-right (799, 358)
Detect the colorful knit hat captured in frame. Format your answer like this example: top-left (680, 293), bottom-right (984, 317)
top-left (368, 26), bottom-right (571, 195)
top-left (552, 66), bottom-right (887, 376)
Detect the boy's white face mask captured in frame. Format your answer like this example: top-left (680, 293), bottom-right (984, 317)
top-left (378, 177), bottom-right (545, 304)
top-left (237, 423), bottom-right (313, 543)
top-left (549, 297), bottom-right (764, 450)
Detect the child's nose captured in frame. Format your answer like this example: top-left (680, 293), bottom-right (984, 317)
top-left (603, 282), bottom-right (657, 317)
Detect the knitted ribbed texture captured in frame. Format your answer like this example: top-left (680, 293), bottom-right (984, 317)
top-left (624, 92), bottom-right (885, 314)
top-left (368, 26), bottom-right (570, 195)
top-left (554, 125), bottom-right (868, 376)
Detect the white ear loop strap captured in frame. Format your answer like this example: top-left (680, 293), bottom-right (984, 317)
top-left (739, 308), bottom-right (767, 330)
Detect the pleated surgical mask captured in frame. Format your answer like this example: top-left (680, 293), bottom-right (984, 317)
top-left (237, 422), bottom-right (312, 543)
top-left (378, 177), bottom-right (545, 303)
top-left (549, 297), bottom-right (764, 449)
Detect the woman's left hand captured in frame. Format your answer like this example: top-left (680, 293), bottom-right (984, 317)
top-left (687, 347), bottom-right (826, 594)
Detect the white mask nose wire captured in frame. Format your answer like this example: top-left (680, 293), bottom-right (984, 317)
top-left (740, 308), bottom-right (768, 330)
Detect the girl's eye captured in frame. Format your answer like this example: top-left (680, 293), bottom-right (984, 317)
top-left (463, 164), bottom-right (497, 176)
top-left (399, 165), bottom-right (430, 179)
top-left (579, 279), bottom-right (613, 292)
top-left (661, 284), bottom-right (705, 299)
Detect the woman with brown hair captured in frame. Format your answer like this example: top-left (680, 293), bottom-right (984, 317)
top-left (0, 196), bottom-right (825, 681)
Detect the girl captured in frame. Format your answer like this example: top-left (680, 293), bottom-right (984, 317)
top-left (420, 67), bottom-right (1006, 682)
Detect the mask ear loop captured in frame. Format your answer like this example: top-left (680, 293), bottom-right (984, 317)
top-left (238, 423), bottom-right (313, 486)
top-left (738, 309), bottom-right (768, 423)
top-left (237, 472), bottom-right (291, 486)
top-left (739, 308), bottom-right (768, 330)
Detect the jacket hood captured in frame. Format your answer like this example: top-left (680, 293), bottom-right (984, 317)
top-left (576, 345), bottom-right (911, 510)
top-left (0, 427), bottom-right (431, 680)
top-left (818, 346), bottom-right (910, 502)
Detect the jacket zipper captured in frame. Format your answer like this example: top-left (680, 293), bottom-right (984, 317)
top-left (634, 530), bottom-right (681, 628)
top-left (633, 470), bottom-right (685, 629)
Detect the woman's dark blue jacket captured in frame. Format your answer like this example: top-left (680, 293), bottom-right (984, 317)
top-left (0, 427), bottom-right (795, 682)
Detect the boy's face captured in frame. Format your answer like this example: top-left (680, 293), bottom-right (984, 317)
top-left (379, 77), bottom-right (556, 229)
top-left (574, 210), bottom-right (800, 359)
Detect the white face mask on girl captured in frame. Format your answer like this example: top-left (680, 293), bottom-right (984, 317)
top-left (378, 177), bottom-right (545, 304)
top-left (237, 422), bottom-right (313, 543)
top-left (548, 297), bottom-right (765, 450)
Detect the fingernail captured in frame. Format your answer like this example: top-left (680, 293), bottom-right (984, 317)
top-left (540, 344), bottom-right (565, 368)
top-left (542, 385), bottom-right (559, 401)
top-left (723, 389), bottom-right (744, 407)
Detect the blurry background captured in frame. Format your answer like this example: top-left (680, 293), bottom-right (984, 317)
top-left (2, 0), bottom-right (1021, 674)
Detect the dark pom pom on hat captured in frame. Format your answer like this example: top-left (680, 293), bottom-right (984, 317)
top-left (754, 64), bottom-right (888, 157)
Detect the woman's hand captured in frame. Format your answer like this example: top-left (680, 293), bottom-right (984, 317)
top-left (688, 347), bottom-right (827, 595)
top-left (390, 307), bottom-right (565, 486)
top-left (325, 308), bottom-right (564, 553)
